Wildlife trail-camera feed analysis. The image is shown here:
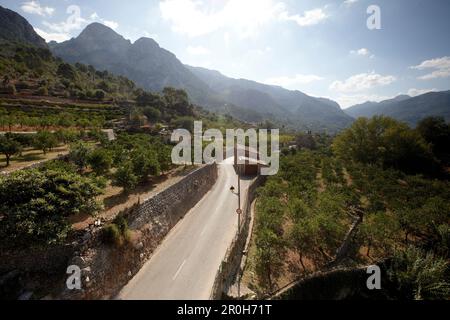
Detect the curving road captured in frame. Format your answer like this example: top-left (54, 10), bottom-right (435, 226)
top-left (117, 158), bottom-right (250, 300)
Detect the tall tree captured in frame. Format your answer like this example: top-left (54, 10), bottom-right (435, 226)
top-left (0, 135), bottom-right (21, 166)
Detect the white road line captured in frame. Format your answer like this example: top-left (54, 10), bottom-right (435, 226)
top-left (172, 260), bottom-right (186, 281)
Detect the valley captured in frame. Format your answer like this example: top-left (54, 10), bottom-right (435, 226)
top-left (0, 2), bottom-right (449, 304)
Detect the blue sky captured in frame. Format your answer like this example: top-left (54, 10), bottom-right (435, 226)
top-left (1, 0), bottom-right (449, 108)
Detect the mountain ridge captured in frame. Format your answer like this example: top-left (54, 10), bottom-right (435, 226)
top-left (186, 65), bottom-right (353, 131)
top-left (48, 22), bottom-right (353, 131)
top-left (345, 91), bottom-right (450, 126)
top-left (0, 5), bottom-right (47, 48)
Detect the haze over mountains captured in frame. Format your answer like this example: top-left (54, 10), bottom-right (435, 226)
top-left (48, 22), bottom-right (353, 132)
top-left (345, 91), bottom-right (450, 126)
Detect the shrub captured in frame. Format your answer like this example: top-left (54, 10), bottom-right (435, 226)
top-left (5, 83), bottom-right (16, 95)
top-left (388, 246), bottom-right (450, 300)
top-left (103, 224), bottom-right (122, 246)
top-left (102, 216), bottom-right (131, 246)
top-left (36, 86), bottom-right (48, 96)
top-left (94, 89), bottom-right (106, 101)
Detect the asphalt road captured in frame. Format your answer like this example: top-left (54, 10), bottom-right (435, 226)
top-left (117, 158), bottom-right (250, 300)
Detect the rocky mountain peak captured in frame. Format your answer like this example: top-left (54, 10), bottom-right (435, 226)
top-left (0, 5), bottom-right (47, 48)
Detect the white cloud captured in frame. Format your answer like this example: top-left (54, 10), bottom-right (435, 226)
top-left (38, 8), bottom-right (119, 43)
top-left (34, 27), bottom-right (70, 42)
top-left (265, 74), bottom-right (324, 88)
top-left (418, 70), bottom-right (450, 80)
top-left (350, 48), bottom-right (375, 58)
top-left (410, 56), bottom-right (450, 80)
top-left (143, 31), bottom-right (159, 40)
top-left (90, 12), bottom-right (119, 30)
top-left (343, 0), bottom-right (359, 6)
top-left (42, 6), bottom-right (87, 34)
top-left (21, 1), bottom-right (54, 17)
top-left (103, 20), bottom-right (119, 30)
top-left (280, 8), bottom-right (328, 27)
top-left (407, 88), bottom-right (437, 97)
top-left (330, 72), bottom-right (396, 93)
top-left (187, 46), bottom-right (210, 55)
top-left (159, 0), bottom-right (328, 38)
top-left (160, 0), bottom-right (284, 38)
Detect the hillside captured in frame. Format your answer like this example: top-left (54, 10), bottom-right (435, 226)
top-left (345, 92), bottom-right (450, 126)
top-left (0, 5), bottom-right (47, 48)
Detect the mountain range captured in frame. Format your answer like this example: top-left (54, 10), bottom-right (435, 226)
top-left (47, 22), bottom-right (353, 132)
top-left (1, 6), bottom-right (449, 131)
top-left (345, 92), bottom-right (450, 126)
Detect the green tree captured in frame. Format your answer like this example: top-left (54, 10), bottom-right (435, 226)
top-left (254, 197), bottom-right (285, 292)
top-left (5, 83), bottom-right (16, 95)
top-left (172, 116), bottom-right (195, 132)
top-left (55, 128), bottom-right (78, 144)
top-left (94, 89), bottom-right (106, 101)
top-left (163, 87), bottom-right (193, 116)
top-left (88, 148), bottom-right (113, 175)
top-left (33, 131), bottom-right (58, 155)
top-left (0, 135), bottom-right (21, 166)
top-left (131, 147), bottom-right (160, 182)
top-left (333, 116), bottom-right (437, 174)
top-left (295, 133), bottom-right (316, 150)
top-left (135, 90), bottom-right (165, 108)
top-left (289, 218), bottom-right (319, 272)
top-left (113, 161), bottom-right (138, 192)
top-left (36, 86), bottom-right (48, 96)
top-left (68, 142), bottom-right (91, 171)
top-left (143, 106), bottom-right (161, 123)
top-left (417, 116), bottom-right (450, 164)
top-left (57, 63), bottom-right (77, 81)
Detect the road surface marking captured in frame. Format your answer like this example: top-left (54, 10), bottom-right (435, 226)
top-left (200, 226), bottom-right (207, 236)
top-left (172, 260), bottom-right (186, 281)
